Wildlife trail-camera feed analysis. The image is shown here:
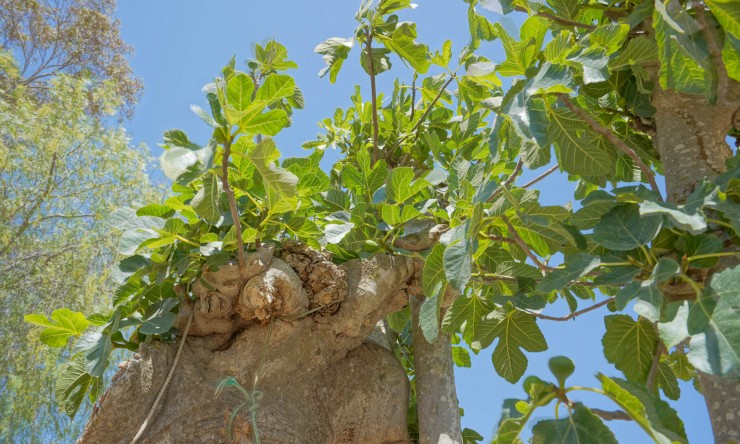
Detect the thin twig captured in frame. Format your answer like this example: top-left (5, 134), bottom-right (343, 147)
top-left (528, 297), bottom-right (615, 322)
top-left (522, 164), bottom-right (559, 189)
top-left (502, 215), bottom-right (555, 273)
top-left (513, 7), bottom-right (596, 30)
top-left (131, 312), bottom-right (193, 444)
top-left (535, 11), bottom-right (596, 30)
top-left (36, 213), bottom-right (95, 222)
top-left (473, 273), bottom-right (517, 282)
top-left (386, 75), bottom-right (456, 154)
top-left (410, 74), bottom-right (417, 122)
top-left (221, 138), bottom-right (246, 271)
top-left (0, 153), bottom-right (58, 257)
top-left (646, 339), bottom-right (665, 392)
top-left (696, 6), bottom-right (729, 103)
top-left (485, 234), bottom-right (517, 244)
top-left (488, 159), bottom-right (524, 202)
top-left (591, 408), bottom-right (632, 421)
top-left (366, 30), bottom-right (380, 164)
top-left (557, 94), bottom-right (662, 198)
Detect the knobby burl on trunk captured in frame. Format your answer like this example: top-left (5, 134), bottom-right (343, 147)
top-left (78, 242), bottom-right (424, 444)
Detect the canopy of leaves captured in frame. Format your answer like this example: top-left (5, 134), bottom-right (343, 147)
top-left (0, 49), bottom-right (158, 441)
top-left (0, 0), bottom-right (142, 115)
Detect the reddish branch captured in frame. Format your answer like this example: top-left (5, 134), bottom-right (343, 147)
top-left (501, 215), bottom-right (554, 273)
top-left (365, 30), bottom-right (381, 164)
top-left (535, 11), bottom-right (597, 30)
top-left (488, 159), bottom-right (524, 203)
top-left (512, 6), bottom-right (597, 30)
top-left (528, 297), bottom-right (615, 321)
top-left (556, 94), bottom-right (662, 198)
top-left (522, 164), bottom-right (559, 189)
top-left (646, 339), bottom-right (665, 392)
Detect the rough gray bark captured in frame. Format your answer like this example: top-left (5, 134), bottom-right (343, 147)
top-left (411, 296), bottom-right (462, 444)
top-left (652, 85), bottom-right (738, 202)
top-left (652, 81), bottom-right (740, 443)
top-left (698, 373), bottom-right (740, 444)
top-left (78, 253), bottom-right (421, 444)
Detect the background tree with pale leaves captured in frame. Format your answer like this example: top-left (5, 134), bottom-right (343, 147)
top-left (0, 1), bottom-right (158, 441)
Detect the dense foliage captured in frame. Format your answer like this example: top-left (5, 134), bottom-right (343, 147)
top-left (0, 0), bottom-right (141, 115)
top-left (25, 0), bottom-right (739, 442)
top-left (0, 50), bottom-right (157, 441)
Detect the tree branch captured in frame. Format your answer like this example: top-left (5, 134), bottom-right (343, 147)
top-left (410, 74), bottom-right (417, 122)
top-left (513, 7), bottom-right (596, 30)
top-left (365, 30), bottom-right (380, 164)
top-left (696, 6), bottom-right (729, 104)
top-left (522, 164), bottom-right (559, 189)
top-left (557, 94), bottom-right (662, 198)
top-left (646, 338), bottom-right (665, 392)
top-left (501, 215), bottom-right (554, 273)
top-left (488, 159), bottom-right (524, 202)
top-left (591, 408), bottom-right (632, 421)
top-left (528, 297), bottom-right (615, 321)
top-left (535, 11), bottom-right (597, 30)
top-left (35, 213), bottom-right (95, 222)
top-left (386, 75), bottom-right (455, 155)
top-left (0, 246), bottom-right (77, 274)
top-left (221, 138), bottom-right (246, 272)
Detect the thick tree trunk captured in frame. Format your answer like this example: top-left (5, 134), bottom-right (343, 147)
top-left (78, 252), bottom-right (422, 443)
top-left (698, 373), bottom-right (740, 444)
top-left (652, 82), bottom-right (740, 443)
top-left (651, 87), bottom-right (737, 202)
top-left (411, 296), bottom-right (462, 444)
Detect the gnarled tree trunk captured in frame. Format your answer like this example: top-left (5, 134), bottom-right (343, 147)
top-left (78, 250), bottom-right (423, 443)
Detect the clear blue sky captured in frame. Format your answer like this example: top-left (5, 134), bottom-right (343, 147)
top-left (115, 1), bottom-right (711, 442)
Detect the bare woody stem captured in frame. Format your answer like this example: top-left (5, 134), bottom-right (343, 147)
top-left (502, 215), bottom-right (555, 273)
top-left (696, 6), bottom-right (729, 103)
top-left (556, 94), bottom-right (662, 198)
top-left (221, 137), bottom-right (246, 271)
top-left (591, 408), bottom-right (632, 421)
top-left (527, 9), bottom-right (597, 30)
top-left (488, 159), bottom-right (524, 202)
top-left (386, 75), bottom-right (456, 154)
top-left (0, 152), bottom-right (57, 257)
top-left (365, 30), bottom-right (380, 164)
top-left (528, 297), bottom-right (615, 321)
top-left (646, 337), bottom-right (665, 392)
top-left (522, 164), bottom-right (559, 189)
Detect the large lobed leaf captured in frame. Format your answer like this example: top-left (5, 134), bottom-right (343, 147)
top-left (687, 266), bottom-right (740, 376)
top-left (247, 138), bottom-right (299, 213)
top-left (474, 309), bottom-right (548, 383)
top-left (602, 314), bottom-right (658, 384)
top-left (531, 403), bottom-right (617, 444)
top-left (25, 309), bottom-right (91, 348)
